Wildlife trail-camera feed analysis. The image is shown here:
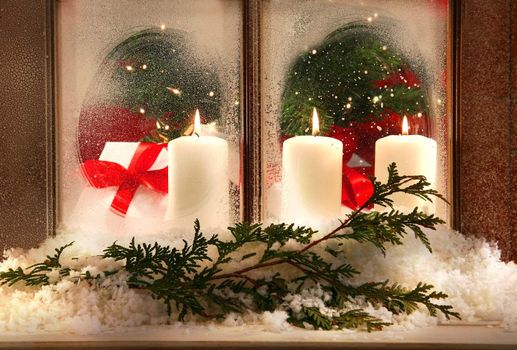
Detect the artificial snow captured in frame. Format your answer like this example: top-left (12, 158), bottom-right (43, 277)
top-left (0, 224), bottom-right (516, 335)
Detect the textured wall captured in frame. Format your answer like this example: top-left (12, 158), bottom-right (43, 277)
top-left (459, 0), bottom-right (515, 261)
top-left (0, 0), bottom-right (53, 253)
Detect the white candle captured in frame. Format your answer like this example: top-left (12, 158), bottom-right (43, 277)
top-left (166, 109), bottom-right (229, 230)
top-left (374, 116), bottom-right (437, 213)
top-left (281, 108), bottom-right (343, 225)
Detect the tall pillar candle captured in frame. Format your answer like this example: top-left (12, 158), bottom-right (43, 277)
top-left (281, 108), bottom-right (343, 225)
top-left (166, 109), bottom-right (229, 230)
top-left (374, 116), bottom-right (437, 213)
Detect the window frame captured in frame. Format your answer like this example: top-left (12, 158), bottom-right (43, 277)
top-left (0, 0), bottom-right (515, 261)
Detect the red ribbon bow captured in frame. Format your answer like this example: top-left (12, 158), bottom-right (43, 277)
top-left (328, 125), bottom-right (374, 210)
top-left (81, 143), bottom-right (168, 216)
top-left (341, 166), bottom-right (374, 210)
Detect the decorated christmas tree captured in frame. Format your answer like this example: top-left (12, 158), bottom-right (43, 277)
top-left (79, 29), bottom-right (222, 160)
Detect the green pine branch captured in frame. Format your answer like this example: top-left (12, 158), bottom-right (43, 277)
top-left (338, 281), bottom-right (460, 320)
top-left (288, 306), bottom-right (391, 331)
top-left (0, 164), bottom-right (460, 331)
top-left (370, 163), bottom-right (447, 209)
top-left (338, 209), bottom-right (442, 254)
top-left (0, 242), bottom-right (73, 286)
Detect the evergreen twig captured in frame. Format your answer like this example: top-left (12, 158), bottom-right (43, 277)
top-left (0, 242), bottom-right (73, 286)
top-left (0, 164), bottom-right (460, 331)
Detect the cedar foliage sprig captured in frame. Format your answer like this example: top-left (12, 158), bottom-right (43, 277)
top-left (0, 163), bottom-right (460, 331)
top-left (0, 242), bottom-right (73, 286)
top-left (288, 307), bottom-right (391, 332)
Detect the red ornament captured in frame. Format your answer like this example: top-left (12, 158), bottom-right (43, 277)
top-left (78, 106), bottom-right (156, 161)
top-left (81, 143), bottom-right (168, 216)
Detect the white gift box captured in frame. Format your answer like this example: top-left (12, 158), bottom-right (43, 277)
top-left (69, 142), bottom-right (169, 236)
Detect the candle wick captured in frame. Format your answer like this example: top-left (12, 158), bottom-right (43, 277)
top-left (193, 132), bottom-right (200, 138)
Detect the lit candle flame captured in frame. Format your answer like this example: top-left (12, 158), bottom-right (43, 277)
top-left (312, 107), bottom-right (320, 136)
top-left (193, 109), bottom-right (201, 136)
top-left (402, 116), bottom-right (409, 135)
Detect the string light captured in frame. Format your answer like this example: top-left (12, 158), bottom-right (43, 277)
top-left (142, 64), bottom-right (148, 70)
top-left (139, 107), bottom-right (145, 114)
top-left (160, 24), bottom-right (166, 30)
top-left (208, 91), bottom-right (215, 97)
top-left (125, 65), bottom-right (134, 71)
top-left (167, 87), bottom-right (181, 95)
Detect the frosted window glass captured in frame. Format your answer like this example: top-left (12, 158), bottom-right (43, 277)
top-left (57, 0), bottom-right (243, 234)
top-left (261, 0), bottom-right (450, 223)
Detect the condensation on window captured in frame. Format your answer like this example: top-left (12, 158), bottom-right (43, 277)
top-left (261, 0), bottom-right (450, 223)
top-left (57, 0), bottom-right (243, 235)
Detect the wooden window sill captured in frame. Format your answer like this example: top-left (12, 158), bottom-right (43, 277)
top-left (0, 324), bottom-right (515, 349)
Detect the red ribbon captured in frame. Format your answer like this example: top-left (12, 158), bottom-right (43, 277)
top-left (81, 143), bottom-right (168, 216)
top-left (324, 125), bottom-right (374, 210)
top-left (341, 166), bottom-right (374, 210)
